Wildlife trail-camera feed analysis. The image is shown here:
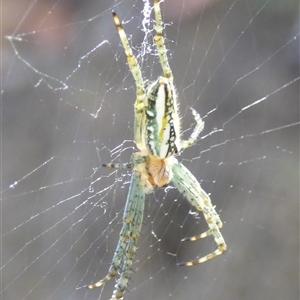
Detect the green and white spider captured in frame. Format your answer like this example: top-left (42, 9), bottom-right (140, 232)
top-left (88, 0), bottom-right (226, 299)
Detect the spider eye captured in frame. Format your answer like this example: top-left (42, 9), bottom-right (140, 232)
top-left (144, 77), bottom-right (181, 158)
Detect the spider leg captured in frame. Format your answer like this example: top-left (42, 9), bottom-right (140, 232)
top-left (153, 0), bottom-right (173, 81)
top-left (101, 154), bottom-right (149, 170)
top-left (112, 177), bottom-right (144, 299)
top-left (112, 12), bottom-right (146, 148)
top-left (88, 172), bottom-right (145, 300)
top-left (102, 163), bottom-right (133, 169)
top-left (171, 159), bottom-right (226, 267)
top-left (180, 108), bottom-right (205, 149)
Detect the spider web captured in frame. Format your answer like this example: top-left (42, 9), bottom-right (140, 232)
top-left (1, 0), bottom-right (299, 300)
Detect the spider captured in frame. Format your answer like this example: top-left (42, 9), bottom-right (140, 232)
top-left (88, 0), bottom-right (226, 299)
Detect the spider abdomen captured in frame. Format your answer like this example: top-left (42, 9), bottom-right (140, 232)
top-left (144, 77), bottom-right (181, 158)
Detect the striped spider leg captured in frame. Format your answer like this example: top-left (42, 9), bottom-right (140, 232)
top-left (88, 162), bottom-right (146, 299)
top-left (171, 159), bottom-right (227, 266)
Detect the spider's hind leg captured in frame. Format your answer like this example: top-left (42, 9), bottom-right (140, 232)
top-left (180, 108), bottom-right (205, 149)
top-left (153, 0), bottom-right (173, 81)
top-left (112, 11), bottom-right (146, 148)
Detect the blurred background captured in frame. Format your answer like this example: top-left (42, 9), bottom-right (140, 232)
top-left (2, 0), bottom-right (299, 300)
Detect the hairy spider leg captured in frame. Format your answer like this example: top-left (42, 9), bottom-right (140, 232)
top-left (180, 108), bottom-right (205, 150)
top-left (112, 12), bottom-right (145, 149)
top-left (171, 159), bottom-right (227, 266)
top-left (101, 155), bottom-right (149, 170)
top-left (153, 0), bottom-right (173, 81)
top-left (88, 172), bottom-right (145, 300)
top-left (112, 173), bottom-right (145, 299)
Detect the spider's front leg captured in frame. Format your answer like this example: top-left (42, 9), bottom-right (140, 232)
top-left (88, 171), bottom-right (145, 300)
top-left (171, 159), bottom-right (226, 266)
